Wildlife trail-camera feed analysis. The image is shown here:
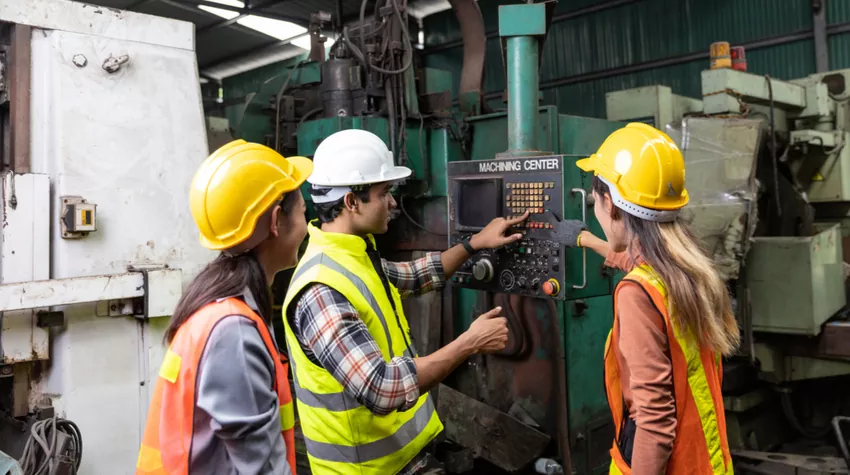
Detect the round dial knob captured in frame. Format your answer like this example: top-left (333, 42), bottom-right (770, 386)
top-left (531, 278), bottom-right (541, 290)
top-left (499, 270), bottom-right (515, 290)
top-left (517, 276), bottom-right (527, 288)
top-left (472, 259), bottom-right (494, 282)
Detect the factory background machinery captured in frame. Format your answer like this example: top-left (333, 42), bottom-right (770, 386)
top-left (0, 1), bottom-right (213, 472)
top-left (237, 1), bottom-right (850, 474)
top-left (606, 67), bottom-right (850, 473)
top-left (252, 1), bottom-right (625, 473)
top-left (3, 0), bottom-right (850, 473)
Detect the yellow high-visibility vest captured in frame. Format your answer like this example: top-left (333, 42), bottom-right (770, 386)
top-left (282, 222), bottom-right (443, 475)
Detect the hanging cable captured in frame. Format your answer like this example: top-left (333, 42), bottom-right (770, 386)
top-left (18, 412), bottom-right (83, 475)
top-left (400, 196), bottom-right (447, 236)
top-left (779, 389), bottom-right (833, 439)
top-left (358, 0), bottom-right (413, 75)
top-left (396, 53), bottom-right (409, 165)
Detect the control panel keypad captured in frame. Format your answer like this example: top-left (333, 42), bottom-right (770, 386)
top-left (505, 181), bottom-right (557, 231)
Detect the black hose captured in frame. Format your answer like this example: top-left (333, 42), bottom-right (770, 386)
top-left (359, 0), bottom-right (371, 66)
top-left (386, 77), bottom-right (397, 157)
top-left (765, 75), bottom-right (782, 217)
top-left (299, 107), bottom-right (323, 126)
top-left (359, 0), bottom-right (413, 75)
top-left (780, 390), bottom-right (833, 439)
top-left (396, 53), bottom-right (408, 165)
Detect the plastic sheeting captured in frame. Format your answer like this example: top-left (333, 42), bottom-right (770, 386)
top-left (666, 117), bottom-right (763, 281)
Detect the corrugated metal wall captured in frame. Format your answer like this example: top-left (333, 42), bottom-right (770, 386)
top-left (423, 0), bottom-right (850, 118)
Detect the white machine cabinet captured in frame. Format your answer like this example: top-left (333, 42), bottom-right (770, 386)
top-left (0, 0), bottom-right (214, 472)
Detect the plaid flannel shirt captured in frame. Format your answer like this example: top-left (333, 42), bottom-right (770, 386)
top-left (291, 251), bottom-right (446, 475)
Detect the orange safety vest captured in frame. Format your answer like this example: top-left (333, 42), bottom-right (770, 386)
top-left (605, 265), bottom-right (733, 475)
top-left (136, 298), bottom-right (297, 474)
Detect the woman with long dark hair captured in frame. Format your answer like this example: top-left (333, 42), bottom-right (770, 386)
top-left (576, 123), bottom-right (738, 475)
top-left (136, 140), bottom-right (313, 475)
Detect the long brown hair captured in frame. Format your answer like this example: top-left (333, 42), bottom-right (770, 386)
top-left (164, 191), bottom-right (301, 345)
top-left (593, 177), bottom-right (740, 356)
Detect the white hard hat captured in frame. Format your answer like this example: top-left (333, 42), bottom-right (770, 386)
top-left (308, 129), bottom-right (412, 186)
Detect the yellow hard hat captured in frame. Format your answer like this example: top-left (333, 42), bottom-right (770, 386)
top-left (190, 139), bottom-right (313, 251)
top-left (576, 123), bottom-right (688, 222)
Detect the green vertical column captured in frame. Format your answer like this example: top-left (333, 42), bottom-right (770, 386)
top-left (506, 36), bottom-right (540, 153)
top-left (498, 3), bottom-right (548, 158)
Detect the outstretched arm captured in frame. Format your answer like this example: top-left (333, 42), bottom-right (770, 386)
top-left (579, 230), bottom-right (636, 272)
top-left (579, 230), bottom-right (610, 258)
top-left (441, 211), bottom-right (531, 279)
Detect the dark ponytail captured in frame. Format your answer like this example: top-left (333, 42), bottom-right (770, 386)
top-left (163, 191), bottom-right (301, 345)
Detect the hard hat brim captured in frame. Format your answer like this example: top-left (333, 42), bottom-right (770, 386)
top-left (286, 155), bottom-right (314, 191)
top-left (575, 156), bottom-right (596, 173)
top-left (307, 165), bottom-right (413, 187)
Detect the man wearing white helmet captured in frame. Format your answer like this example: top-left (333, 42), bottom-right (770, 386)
top-left (281, 129), bottom-right (528, 475)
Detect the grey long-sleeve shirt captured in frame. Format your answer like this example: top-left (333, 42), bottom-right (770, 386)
top-left (189, 314), bottom-right (292, 475)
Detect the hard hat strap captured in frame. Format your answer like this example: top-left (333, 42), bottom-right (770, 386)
top-left (598, 176), bottom-right (680, 223)
top-left (310, 185), bottom-right (353, 204)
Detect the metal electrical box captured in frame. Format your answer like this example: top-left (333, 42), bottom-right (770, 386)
top-left (788, 130), bottom-right (850, 202)
top-left (746, 223), bottom-right (846, 335)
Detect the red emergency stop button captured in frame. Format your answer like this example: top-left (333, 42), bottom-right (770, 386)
top-left (542, 278), bottom-right (560, 296)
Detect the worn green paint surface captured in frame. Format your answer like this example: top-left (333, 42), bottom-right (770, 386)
top-left (498, 4), bottom-right (547, 37)
top-left (422, 68), bottom-right (454, 95)
top-left (504, 35), bottom-right (541, 155)
top-left (450, 109), bottom-right (622, 473)
top-left (561, 294), bottom-right (616, 475)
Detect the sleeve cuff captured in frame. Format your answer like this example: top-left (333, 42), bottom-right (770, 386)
top-left (397, 356), bottom-right (421, 412)
top-left (603, 250), bottom-right (618, 268)
top-left (426, 252), bottom-right (446, 288)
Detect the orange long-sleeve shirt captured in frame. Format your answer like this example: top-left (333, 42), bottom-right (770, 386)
top-left (605, 250), bottom-right (677, 475)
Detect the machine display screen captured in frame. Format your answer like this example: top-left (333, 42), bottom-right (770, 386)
top-left (455, 178), bottom-right (503, 230)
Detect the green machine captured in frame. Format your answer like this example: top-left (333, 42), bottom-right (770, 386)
top-left (607, 68), bottom-right (850, 469)
top-left (271, 1), bottom-right (624, 473)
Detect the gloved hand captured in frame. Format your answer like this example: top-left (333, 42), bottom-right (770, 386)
top-left (552, 219), bottom-right (587, 248)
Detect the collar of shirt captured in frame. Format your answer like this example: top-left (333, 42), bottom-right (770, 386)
top-left (307, 220), bottom-right (379, 254)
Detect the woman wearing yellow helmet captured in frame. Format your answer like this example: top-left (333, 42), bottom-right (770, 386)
top-left (136, 140), bottom-right (313, 475)
top-left (576, 123), bottom-right (739, 475)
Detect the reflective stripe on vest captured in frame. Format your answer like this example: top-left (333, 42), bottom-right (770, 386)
top-left (136, 298), bottom-right (297, 475)
top-left (287, 252), bottom-right (418, 413)
top-left (281, 223), bottom-right (443, 475)
top-left (304, 396), bottom-right (437, 463)
top-left (604, 264), bottom-right (732, 475)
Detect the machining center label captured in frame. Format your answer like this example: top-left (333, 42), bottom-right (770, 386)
top-left (476, 158), bottom-right (561, 174)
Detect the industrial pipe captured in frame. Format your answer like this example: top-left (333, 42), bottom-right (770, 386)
top-left (506, 35), bottom-right (539, 153)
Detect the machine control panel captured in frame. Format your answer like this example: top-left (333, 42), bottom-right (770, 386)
top-left (447, 156), bottom-right (585, 300)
